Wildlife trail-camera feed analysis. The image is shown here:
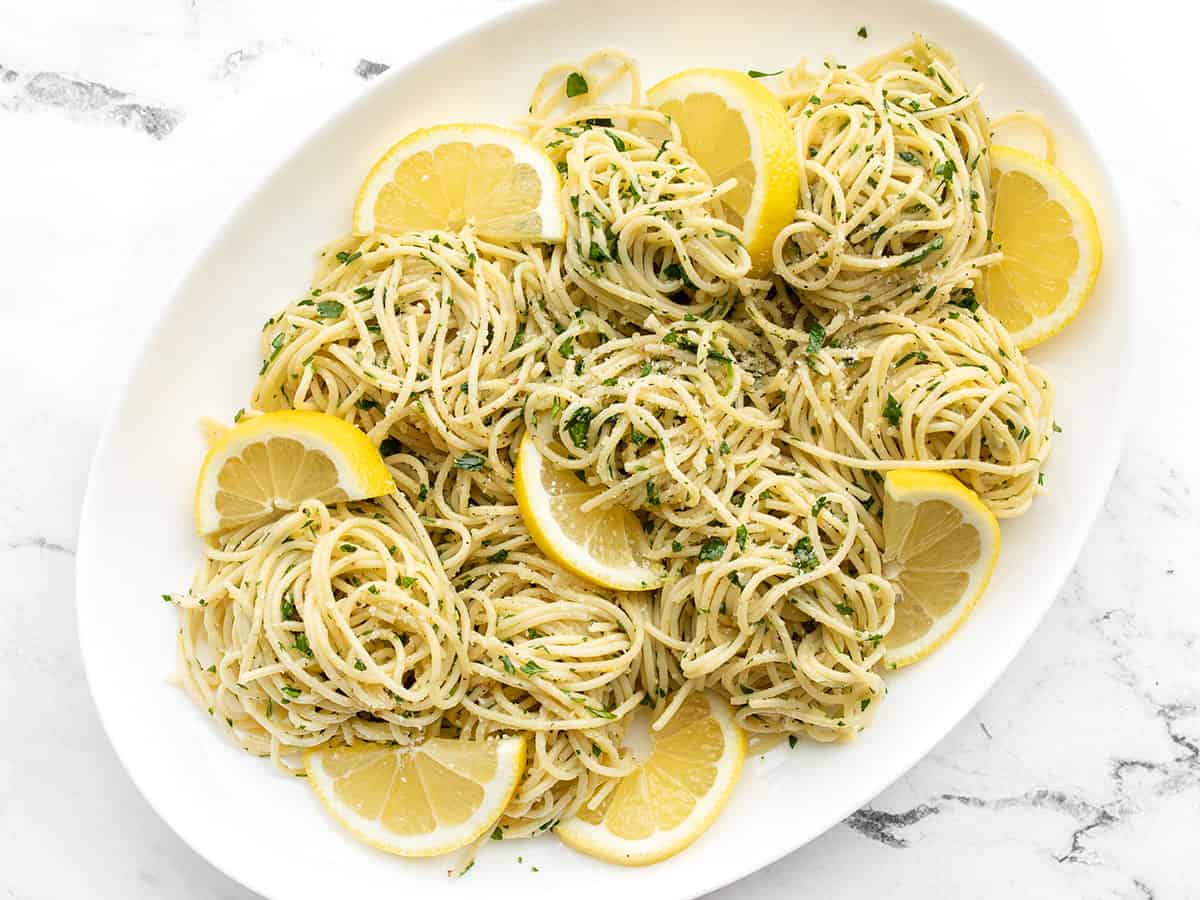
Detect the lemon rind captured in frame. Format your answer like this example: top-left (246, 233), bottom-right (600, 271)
top-left (646, 69), bottom-right (799, 275)
top-left (352, 123), bottom-right (565, 242)
top-left (987, 145), bottom-right (1103, 349)
top-left (514, 434), bottom-right (665, 592)
top-left (881, 471), bottom-right (1001, 669)
top-left (304, 736), bottom-right (527, 858)
top-left (194, 410), bottom-right (394, 534)
top-left (555, 693), bottom-right (746, 866)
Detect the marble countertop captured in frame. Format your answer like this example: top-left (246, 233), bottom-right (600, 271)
top-left (1, 0), bottom-right (1195, 896)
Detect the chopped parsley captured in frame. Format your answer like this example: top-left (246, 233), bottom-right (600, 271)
top-left (259, 332), bottom-right (286, 374)
top-left (949, 286), bottom-right (979, 310)
top-left (292, 633), bottom-right (313, 657)
top-left (316, 299), bottom-right (344, 319)
top-left (899, 235), bottom-right (944, 267)
top-left (565, 71), bottom-right (588, 98)
top-left (894, 350), bottom-right (929, 367)
top-left (793, 537), bottom-right (819, 572)
top-left (662, 262), bottom-right (697, 289)
top-left (932, 159), bottom-right (957, 182)
top-left (883, 393), bottom-right (903, 426)
top-left (806, 322), bottom-right (826, 358)
top-left (453, 451), bottom-right (487, 471)
top-left (588, 241), bottom-right (612, 263)
top-left (565, 406), bottom-right (593, 449)
top-left (698, 538), bottom-right (727, 562)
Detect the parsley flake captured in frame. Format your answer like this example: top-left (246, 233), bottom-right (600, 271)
top-left (565, 72), bottom-right (588, 98)
top-left (453, 451), bottom-right (486, 471)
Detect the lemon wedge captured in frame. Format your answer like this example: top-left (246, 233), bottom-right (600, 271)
top-left (306, 737), bottom-right (526, 857)
top-left (194, 410), bottom-right (394, 534)
top-left (353, 123), bottom-right (565, 242)
top-left (514, 434), bottom-right (664, 591)
top-left (647, 69), bottom-right (799, 274)
top-left (881, 470), bottom-right (1001, 669)
top-left (556, 691), bottom-right (745, 866)
top-left (981, 145), bottom-right (1102, 348)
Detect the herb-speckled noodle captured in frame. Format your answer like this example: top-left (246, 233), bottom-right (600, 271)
top-left (774, 35), bottom-right (998, 313)
top-left (169, 36), bottom-right (1055, 844)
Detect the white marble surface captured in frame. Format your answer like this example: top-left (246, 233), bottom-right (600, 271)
top-left (1, 0), bottom-right (1196, 896)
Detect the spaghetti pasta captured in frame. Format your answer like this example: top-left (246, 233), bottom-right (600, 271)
top-left (171, 35), bottom-right (1055, 842)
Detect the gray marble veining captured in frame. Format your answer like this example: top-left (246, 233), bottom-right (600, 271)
top-left (0, 64), bottom-right (179, 137)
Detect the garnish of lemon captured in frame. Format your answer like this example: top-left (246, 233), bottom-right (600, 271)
top-left (514, 433), bottom-right (664, 592)
top-left (305, 737), bottom-right (527, 857)
top-left (646, 69), bottom-right (800, 275)
top-left (981, 145), bottom-right (1102, 348)
top-left (556, 691), bottom-right (745, 866)
top-left (881, 470), bottom-right (1001, 669)
top-left (353, 123), bottom-right (565, 242)
top-left (193, 410), bottom-right (394, 534)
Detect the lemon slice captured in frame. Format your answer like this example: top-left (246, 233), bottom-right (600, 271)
top-left (556, 691), bottom-right (745, 866)
top-left (194, 410), bottom-right (394, 534)
top-left (353, 123), bottom-right (565, 242)
top-left (881, 470), bottom-right (1001, 669)
top-left (981, 145), bottom-right (1103, 348)
top-left (306, 736), bottom-right (526, 857)
top-left (514, 433), bottom-right (664, 591)
top-left (647, 69), bottom-right (799, 274)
